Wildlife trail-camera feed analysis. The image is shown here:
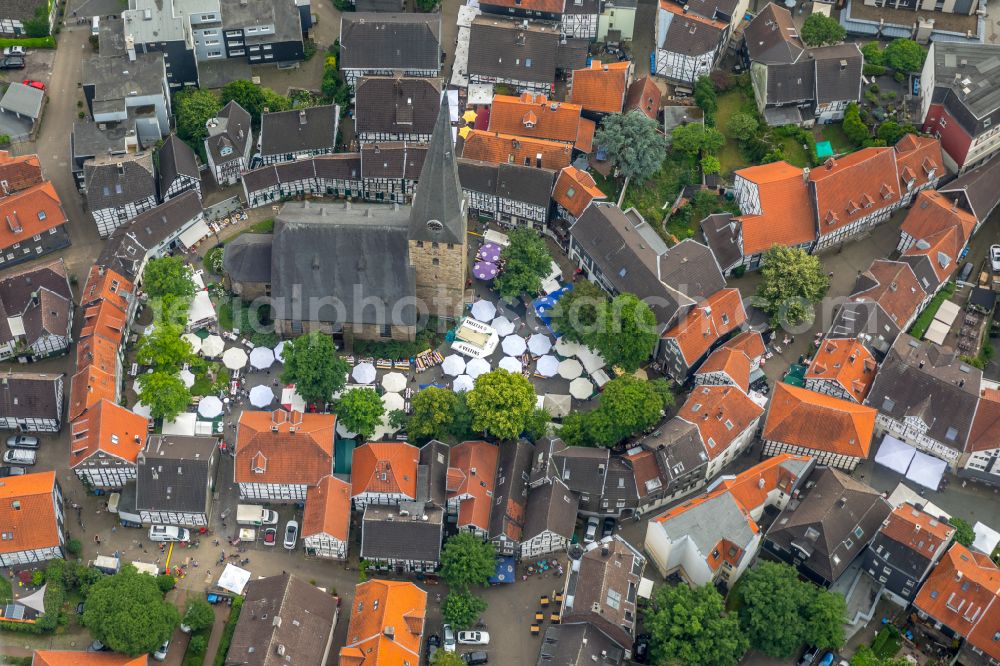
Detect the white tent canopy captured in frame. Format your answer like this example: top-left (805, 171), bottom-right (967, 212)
top-left (554, 337), bottom-right (584, 358)
top-left (163, 412), bottom-right (198, 436)
top-left (543, 393), bottom-right (571, 418)
top-left (202, 335), bottom-right (225, 357)
top-left (491, 316), bottom-right (515, 337)
top-left (557, 358), bottom-right (583, 380)
top-left (352, 362), bottom-right (377, 384)
top-left (222, 347), bottom-right (248, 370)
top-left (178, 369), bottom-right (196, 388)
top-left (133, 402), bottom-right (152, 419)
top-left (453, 375), bottom-right (474, 392)
top-left (577, 347), bottom-right (606, 374)
top-left (471, 299), bottom-right (497, 322)
top-left (466, 357), bottom-right (491, 378)
top-left (249, 385), bottom-right (275, 408)
top-left (527, 333), bottom-right (552, 355)
top-left (198, 396), bottom-right (224, 418)
top-left (442, 354), bottom-right (467, 377)
top-left (502, 335), bottom-right (527, 356)
top-left (181, 333), bottom-right (202, 354)
top-left (273, 341), bottom-right (286, 363)
top-left (19, 585), bottom-right (47, 614)
top-left (973, 522), bottom-right (1000, 556)
top-left (874, 435), bottom-right (916, 475)
top-left (499, 356), bottom-right (522, 373)
top-left (381, 372), bottom-right (407, 393)
top-left (906, 450), bottom-right (947, 490)
top-left (281, 386), bottom-right (307, 412)
top-left (187, 286), bottom-right (217, 330)
top-left (934, 300), bottom-right (961, 326)
top-left (249, 346), bottom-right (275, 370)
top-left (569, 377), bottom-right (594, 400)
top-left (536, 355), bottom-right (558, 377)
top-left (217, 564), bottom-right (251, 595)
top-left (382, 392), bottom-right (405, 412)
top-left (924, 319), bottom-right (950, 345)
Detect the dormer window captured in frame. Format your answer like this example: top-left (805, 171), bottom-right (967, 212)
top-left (846, 201), bottom-right (860, 215)
top-left (880, 184), bottom-right (894, 200)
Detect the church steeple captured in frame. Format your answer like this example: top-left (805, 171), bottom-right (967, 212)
top-left (408, 96), bottom-right (466, 245)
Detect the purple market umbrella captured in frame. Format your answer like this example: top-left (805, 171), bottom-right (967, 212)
top-left (478, 242), bottom-right (502, 263)
top-left (473, 261), bottom-right (499, 280)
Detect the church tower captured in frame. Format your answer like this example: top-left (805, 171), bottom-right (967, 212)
top-left (408, 97), bottom-right (468, 320)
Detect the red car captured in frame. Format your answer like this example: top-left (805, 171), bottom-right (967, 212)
top-left (263, 527), bottom-right (277, 546)
top-left (21, 80), bottom-right (45, 91)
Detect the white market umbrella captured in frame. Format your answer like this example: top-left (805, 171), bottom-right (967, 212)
top-left (273, 341), bottom-right (286, 363)
top-left (178, 369), bottom-right (196, 388)
top-left (442, 354), bottom-right (467, 377)
top-left (502, 335), bottom-right (527, 356)
top-left (453, 375), bottom-right (474, 392)
top-left (471, 299), bottom-right (497, 322)
top-left (499, 356), bottom-right (522, 373)
top-left (249, 384), bottom-right (275, 408)
top-left (198, 395), bottom-right (224, 418)
top-left (466, 357), bottom-right (491, 379)
top-left (557, 358), bottom-right (584, 380)
top-left (554, 337), bottom-right (584, 358)
top-left (202, 334), bottom-right (225, 358)
top-left (281, 386), bottom-right (307, 413)
top-left (382, 392), bottom-right (405, 412)
top-left (569, 377), bottom-right (594, 400)
top-left (536, 355), bottom-right (559, 377)
top-left (249, 346), bottom-right (275, 370)
top-left (222, 347), bottom-right (248, 370)
top-left (352, 362), bottom-right (377, 384)
top-left (336, 421), bottom-right (359, 439)
top-left (133, 402), bottom-right (152, 419)
top-left (381, 372), bottom-right (407, 393)
top-left (181, 333), bottom-right (202, 354)
top-left (528, 333), bottom-right (552, 356)
top-left (492, 316), bottom-right (515, 337)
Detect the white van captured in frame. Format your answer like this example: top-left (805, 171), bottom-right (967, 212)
top-left (92, 16), bottom-right (100, 36)
top-left (107, 492), bottom-right (120, 514)
top-left (148, 525), bottom-right (191, 542)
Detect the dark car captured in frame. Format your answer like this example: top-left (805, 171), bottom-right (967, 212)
top-left (0, 56), bottom-right (24, 70)
top-left (462, 651), bottom-right (488, 665)
top-left (0, 466), bottom-right (26, 477)
top-left (959, 261), bottom-right (975, 283)
top-left (602, 517), bottom-right (616, 538)
top-left (426, 633), bottom-right (440, 661)
top-left (633, 634), bottom-right (650, 663)
top-left (76, 601), bottom-right (85, 615)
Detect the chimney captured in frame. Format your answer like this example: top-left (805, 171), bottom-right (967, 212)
top-left (299, 109), bottom-right (307, 125)
top-left (535, 153), bottom-right (542, 168)
top-left (117, 162), bottom-right (125, 175)
top-left (384, 626), bottom-right (395, 640)
top-left (802, 166), bottom-right (810, 183)
top-left (840, 59), bottom-right (847, 71)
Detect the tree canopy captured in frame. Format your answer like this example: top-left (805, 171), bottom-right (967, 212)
top-left (551, 288), bottom-right (659, 372)
top-left (949, 516), bottom-right (975, 547)
top-left (142, 257), bottom-right (196, 300)
top-left (671, 123), bottom-right (725, 158)
top-left (441, 591), bottom-right (488, 630)
top-left (182, 599), bottom-right (215, 632)
top-left (280, 332), bottom-right (349, 406)
top-left (430, 650), bottom-right (467, 666)
top-left (843, 102), bottom-right (870, 144)
top-left (694, 76), bottom-right (718, 123)
top-left (136, 322), bottom-right (194, 369)
top-left (876, 121), bottom-right (916, 145)
top-left (175, 89), bottom-right (222, 147)
top-left (560, 376), bottom-right (673, 447)
top-left (701, 155), bottom-right (722, 176)
top-left (494, 228), bottom-right (553, 299)
top-left (851, 646), bottom-right (911, 666)
top-left (407, 387), bottom-right (460, 442)
top-left (754, 245), bottom-right (829, 326)
top-left (466, 370), bottom-right (539, 440)
top-left (727, 112), bottom-right (759, 141)
top-left (883, 39), bottom-right (927, 73)
top-left (335, 388), bottom-right (384, 440)
top-left (800, 13), bottom-right (846, 46)
top-left (137, 371), bottom-right (191, 421)
top-left (440, 533), bottom-right (496, 591)
top-left (220, 80), bottom-right (290, 126)
top-left (595, 111), bottom-right (668, 181)
top-left (549, 279), bottom-right (608, 344)
top-left (82, 566), bottom-right (181, 656)
top-left (644, 583), bottom-right (748, 666)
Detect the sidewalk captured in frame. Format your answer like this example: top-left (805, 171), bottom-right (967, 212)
top-left (202, 603), bottom-right (229, 666)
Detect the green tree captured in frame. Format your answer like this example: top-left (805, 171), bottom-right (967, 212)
top-left (843, 102), bottom-right (870, 144)
top-left (280, 332), bottom-right (349, 406)
top-left (754, 245), bottom-right (829, 326)
top-left (82, 567), bottom-right (181, 656)
top-left (523, 407), bottom-right (551, 441)
top-left (466, 370), bottom-right (538, 440)
top-left (448, 392), bottom-right (476, 441)
top-left (431, 650), bottom-right (467, 666)
top-left (884, 39), bottom-right (927, 73)
top-left (441, 591), bottom-right (488, 630)
top-left (494, 228), bottom-right (553, 299)
top-left (407, 387), bottom-right (459, 441)
top-left (727, 112), bottom-right (759, 141)
top-left (701, 155), bottom-right (722, 175)
top-left (219, 80), bottom-right (290, 127)
top-left (574, 376), bottom-right (673, 447)
top-left (800, 13), bottom-right (846, 46)
top-left (804, 588), bottom-right (848, 652)
top-left (174, 89), bottom-right (222, 147)
top-left (143, 257), bottom-right (196, 299)
top-left (592, 293), bottom-right (661, 372)
top-left (949, 517), bottom-right (975, 547)
top-left (136, 323), bottom-right (194, 369)
top-left (22, 5), bottom-right (51, 37)
top-left (595, 112), bottom-right (668, 181)
top-left (182, 599), bottom-right (215, 632)
top-left (694, 76), bottom-right (718, 123)
top-left (440, 533), bottom-right (496, 591)
top-left (189, 635), bottom-right (208, 655)
top-left (644, 584), bottom-right (748, 666)
top-left (861, 42), bottom-right (885, 66)
top-left (137, 372), bottom-right (191, 421)
top-left (851, 646), bottom-right (911, 666)
top-left (671, 124), bottom-right (725, 158)
top-left (549, 278), bottom-right (608, 344)
top-left (876, 121), bottom-right (916, 145)
top-left (335, 388), bottom-right (384, 440)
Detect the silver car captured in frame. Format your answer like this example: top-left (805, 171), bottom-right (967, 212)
top-left (3, 449), bottom-right (36, 465)
top-left (283, 519), bottom-right (298, 549)
top-left (5, 435), bottom-right (39, 449)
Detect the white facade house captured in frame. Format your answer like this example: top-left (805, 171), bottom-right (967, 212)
top-left (303, 530), bottom-right (348, 560)
top-left (302, 475), bottom-right (352, 559)
top-left (0, 373), bottom-right (63, 432)
top-left (598, 0), bottom-right (636, 42)
top-left (238, 482), bottom-right (307, 502)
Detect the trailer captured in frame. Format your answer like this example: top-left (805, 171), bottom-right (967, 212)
top-left (90, 555), bottom-right (121, 575)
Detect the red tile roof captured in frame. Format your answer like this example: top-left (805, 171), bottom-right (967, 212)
top-left (695, 347), bottom-right (752, 392)
top-left (570, 61), bottom-right (631, 114)
top-left (804, 337), bottom-right (877, 401)
top-left (968, 389), bottom-right (1000, 453)
top-left (625, 76), bottom-right (662, 121)
top-left (719, 453), bottom-right (811, 511)
top-left (624, 449), bottom-right (661, 499)
top-left (763, 383), bottom-right (876, 458)
top-left (734, 161), bottom-right (816, 255)
top-left (69, 400), bottom-right (147, 468)
top-left (461, 130), bottom-right (573, 169)
top-left (880, 502), bottom-right (955, 560)
top-left (234, 410), bottom-right (336, 486)
top-left (902, 224), bottom-right (963, 282)
top-left (914, 544), bottom-right (1000, 662)
top-left (810, 149), bottom-right (900, 236)
top-left (723, 330), bottom-right (766, 360)
top-left (679, 384), bottom-right (764, 460)
top-left (488, 93), bottom-right (594, 151)
top-left (894, 134), bottom-right (944, 193)
top-left (662, 288), bottom-right (746, 366)
top-left (302, 475), bottom-right (352, 542)
top-left (33, 652), bottom-right (148, 666)
top-left (0, 181), bottom-right (68, 251)
top-left (75, 334), bottom-right (119, 379)
top-left (476, 0), bottom-right (564, 12)
top-left (68, 363), bottom-right (117, 422)
top-left (340, 579), bottom-right (427, 666)
top-left (851, 259), bottom-right (925, 329)
top-left (80, 265), bottom-right (134, 311)
top-left (79, 299), bottom-right (127, 347)
top-left (350, 441), bottom-right (420, 499)
top-left (552, 166), bottom-right (606, 218)
top-left (447, 440), bottom-right (499, 532)
top-left (0, 151), bottom-right (43, 194)
top-left (0, 471), bottom-right (60, 555)
top-left (900, 189), bottom-right (977, 246)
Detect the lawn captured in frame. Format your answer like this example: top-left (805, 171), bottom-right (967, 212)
top-left (243, 218), bottom-right (275, 235)
top-left (589, 169), bottom-right (621, 202)
top-left (779, 136), bottom-right (810, 168)
top-left (714, 88), bottom-right (755, 176)
top-left (620, 156), bottom-right (695, 231)
top-left (909, 281), bottom-right (956, 339)
top-left (819, 123), bottom-right (857, 155)
top-left (0, 575), bottom-right (11, 605)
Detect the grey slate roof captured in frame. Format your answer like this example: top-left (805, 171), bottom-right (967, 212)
top-left (84, 153), bottom-right (156, 211)
top-left (550, 442), bottom-right (610, 498)
top-left (419, 439), bottom-right (450, 507)
top-left (355, 77), bottom-right (441, 136)
top-left (356, 0), bottom-right (404, 10)
top-left (765, 467), bottom-right (891, 584)
top-left (360, 142), bottom-right (427, 180)
top-left (812, 43), bottom-right (863, 105)
top-left (340, 13), bottom-right (441, 72)
top-left (458, 158), bottom-right (556, 207)
top-left (83, 52), bottom-right (166, 105)
top-left (658, 238), bottom-right (726, 304)
top-left (468, 16), bottom-right (561, 84)
top-left (157, 134), bottom-right (200, 196)
top-left (636, 417), bottom-right (709, 491)
top-left (0, 0), bottom-right (49, 23)
top-left (488, 439), bottom-right (533, 542)
top-left (864, 334), bottom-right (982, 450)
top-left (0, 372), bottom-right (62, 422)
top-left (229, 573), bottom-right (338, 666)
top-left (536, 623), bottom-right (626, 665)
top-left (360, 503), bottom-right (444, 562)
top-left (826, 300), bottom-right (899, 349)
top-left (223, 233), bottom-right (274, 284)
top-left (699, 212), bottom-right (742, 272)
top-left (408, 99), bottom-right (466, 245)
top-left (938, 154), bottom-right (1000, 223)
top-left (523, 478), bottom-right (578, 541)
top-left (0, 83), bottom-right (43, 120)
top-left (206, 101), bottom-right (252, 166)
top-left (271, 201), bottom-right (418, 327)
top-left (766, 59), bottom-right (815, 105)
top-left (136, 435), bottom-right (215, 514)
top-left (927, 42), bottom-right (1000, 136)
top-left (661, 16), bottom-right (724, 57)
top-left (259, 105), bottom-right (338, 158)
top-left (744, 3), bottom-right (803, 64)
top-left (0, 259), bottom-right (72, 347)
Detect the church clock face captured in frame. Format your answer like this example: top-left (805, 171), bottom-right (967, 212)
top-left (426, 219), bottom-right (444, 233)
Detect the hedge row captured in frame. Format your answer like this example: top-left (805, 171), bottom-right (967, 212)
top-left (0, 37), bottom-right (56, 49)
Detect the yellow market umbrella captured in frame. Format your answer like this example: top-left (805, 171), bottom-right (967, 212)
top-left (458, 126), bottom-right (471, 139)
top-left (462, 109), bottom-right (478, 124)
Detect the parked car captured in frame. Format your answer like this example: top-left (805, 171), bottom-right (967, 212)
top-left (88, 640), bottom-right (109, 652)
top-left (462, 651), bottom-right (488, 665)
top-left (443, 624), bottom-right (457, 653)
top-left (152, 640), bottom-right (170, 661)
top-left (3, 46), bottom-right (24, 55)
top-left (584, 516), bottom-right (599, 543)
top-left (0, 466), bottom-right (26, 477)
top-left (457, 631), bottom-right (490, 646)
top-left (602, 517), bottom-right (616, 539)
top-left (75, 601), bottom-right (85, 615)
top-left (283, 519), bottom-right (298, 550)
top-left (818, 652), bottom-right (836, 666)
top-left (21, 79), bottom-right (45, 91)
top-left (959, 261), bottom-right (975, 283)
top-left (0, 57), bottom-right (25, 70)
top-left (426, 634), bottom-right (440, 661)
top-left (148, 525), bottom-right (190, 542)
top-left (263, 527), bottom-right (277, 546)
top-left (633, 634), bottom-right (651, 663)
top-left (6, 435), bottom-right (39, 449)
top-left (3, 449), bottom-right (36, 465)
top-left (991, 245), bottom-right (1000, 273)
top-left (797, 648), bottom-right (818, 666)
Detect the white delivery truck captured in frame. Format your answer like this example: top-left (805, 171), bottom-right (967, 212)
top-left (90, 555), bottom-right (121, 574)
top-left (236, 504), bottom-right (279, 526)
